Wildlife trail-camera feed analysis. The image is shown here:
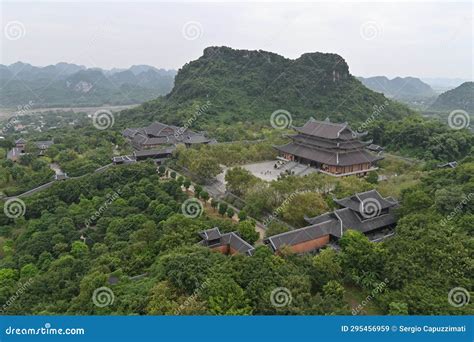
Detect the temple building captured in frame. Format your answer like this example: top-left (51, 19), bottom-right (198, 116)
top-left (198, 227), bottom-right (255, 256)
top-left (274, 118), bottom-right (383, 177)
top-left (112, 147), bottom-right (176, 165)
top-left (264, 190), bottom-right (398, 254)
top-left (123, 121), bottom-right (215, 150)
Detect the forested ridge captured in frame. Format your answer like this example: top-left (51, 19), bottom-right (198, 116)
top-left (121, 46), bottom-right (412, 130)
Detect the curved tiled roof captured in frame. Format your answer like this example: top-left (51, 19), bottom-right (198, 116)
top-left (274, 142), bottom-right (382, 166)
top-left (264, 219), bottom-right (341, 252)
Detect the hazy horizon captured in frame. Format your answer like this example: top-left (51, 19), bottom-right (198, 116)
top-left (1, 1), bottom-right (473, 79)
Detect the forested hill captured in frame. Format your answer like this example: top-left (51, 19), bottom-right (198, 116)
top-left (123, 46), bottom-right (412, 128)
top-left (430, 81), bottom-right (474, 113)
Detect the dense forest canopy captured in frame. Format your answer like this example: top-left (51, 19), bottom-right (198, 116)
top-left (0, 157), bottom-right (472, 315)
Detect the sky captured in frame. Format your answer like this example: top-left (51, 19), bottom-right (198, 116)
top-left (1, 1), bottom-right (473, 79)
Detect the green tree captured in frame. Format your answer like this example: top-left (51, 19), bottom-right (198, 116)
top-left (280, 192), bottom-right (329, 227)
top-left (312, 248), bottom-right (342, 291)
top-left (225, 167), bottom-right (257, 196)
top-left (183, 179), bottom-right (191, 190)
top-left (237, 221), bottom-right (259, 244)
top-left (189, 156), bottom-right (221, 181)
top-left (200, 191), bottom-right (210, 203)
top-left (226, 207), bottom-right (234, 218)
top-left (366, 172), bottom-right (379, 184)
top-left (211, 199), bottom-right (219, 211)
top-left (238, 210), bottom-right (247, 221)
top-left (388, 302), bottom-right (409, 315)
top-left (218, 203), bottom-right (228, 216)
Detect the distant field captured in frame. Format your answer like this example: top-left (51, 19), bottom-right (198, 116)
top-left (0, 104), bottom-right (140, 120)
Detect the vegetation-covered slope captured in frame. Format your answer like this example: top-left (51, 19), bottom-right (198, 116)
top-left (431, 82), bottom-right (474, 113)
top-left (123, 46), bottom-right (412, 128)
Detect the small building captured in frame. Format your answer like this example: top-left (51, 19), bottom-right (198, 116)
top-left (34, 140), bottom-right (54, 155)
top-left (132, 147), bottom-right (175, 163)
top-left (6, 147), bottom-right (24, 162)
top-left (264, 190), bottom-right (398, 254)
top-left (367, 144), bottom-right (384, 153)
top-left (15, 138), bottom-right (26, 150)
top-left (112, 155), bottom-right (136, 165)
top-left (54, 173), bottom-right (68, 181)
top-left (198, 227), bottom-right (255, 256)
top-left (437, 161), bottom-right (458, 169)
top-left (274, 118), bottom-right (383, 177)
top-left (123, 121), bottom-right (214, 150)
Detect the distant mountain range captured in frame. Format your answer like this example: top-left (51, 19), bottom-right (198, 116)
top-left (357, 76), bottom-right (436, 100)
top-left (0, 62), bottom-right (176, 108)
top-left (421, 77), bottom-right (472, 93)
top-left (430, 82), bottom-right (474, 113)
top-left (123, 46), bottom-right (412, 128)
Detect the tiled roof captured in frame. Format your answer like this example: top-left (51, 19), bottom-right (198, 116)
top-left (264, 219), bottom-right (341, 252)
top-left (304, 190), bottom-right (399, 234)
top-left (198, 228), bottom-right (255, 256)
top-left (334, 189), bottom-right (397, 213)
top-left (221, 232), bottom-right (255, 255)
top-left (437, 161), bottom-right (458, 169)
top-left (333, 207), bottom-right (397, 234)
top-left (34, 140), bottom-right (54, 149)
top-left (289, 134), bottom-right (372, 150)
top-left (199, 227), bottom-right (222, 241)
top-left (125, 121), bottom-right (214, 149)
top-left (183, 135), bottom-right (212, 144)
top-left (133, 147), bottom-right (175, 157)
top-left (275, 142), bottom-right (382, 166)
top-left (294, 118), bottom-right (359, 140)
